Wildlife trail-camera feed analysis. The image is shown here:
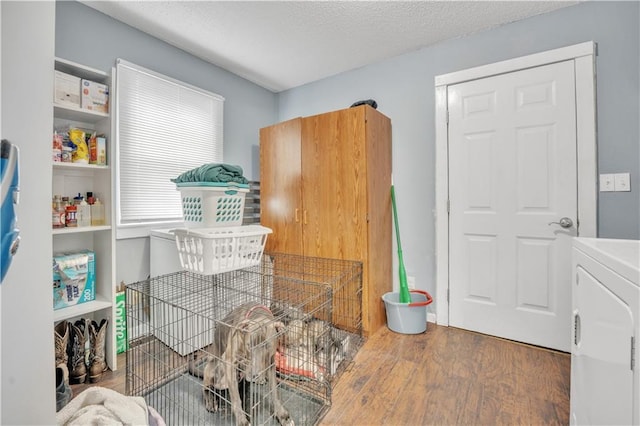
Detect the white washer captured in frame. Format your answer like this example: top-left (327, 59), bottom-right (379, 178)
top-left (150, 229), bottom-right (182, 277)
top-left (571, 237), bottom-right (640, 426)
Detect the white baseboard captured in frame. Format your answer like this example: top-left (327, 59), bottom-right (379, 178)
top-left (427, 312), bottom-right (437, 324)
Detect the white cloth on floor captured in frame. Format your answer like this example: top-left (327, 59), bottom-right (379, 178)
top-left (56, 386), bottom-right (149, 425)
top-left (148, 406), bottom-right (166, 426)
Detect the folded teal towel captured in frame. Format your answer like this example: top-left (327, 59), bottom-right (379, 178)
top-left (171, 163), bottom-right (249, 184)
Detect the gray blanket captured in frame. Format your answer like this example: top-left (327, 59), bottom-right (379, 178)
top-left (171, 163), bottom-right (248, 184)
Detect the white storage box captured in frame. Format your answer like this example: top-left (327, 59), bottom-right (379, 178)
top-left (150, 229), bottom-right (182, 278)
top-left (81, 79), bottom-right (109, 113)
top-left (172, 225), bottom-right (272, 275)
top-left (149, 289), bottom-right (216, 356)
top-left (54, 71), bottom-right (81, 108)
top-left (177, 182), bottom-right (249, 228)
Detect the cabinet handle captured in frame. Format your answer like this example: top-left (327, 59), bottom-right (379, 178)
top-left (295, 208), bottom-right (300, 223)
top-left (303, 210), bottom-right (308, 225)
top-left (574, 311), bottom-right (581, 346)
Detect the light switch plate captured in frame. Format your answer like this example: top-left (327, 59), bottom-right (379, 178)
top-left (614, 173), bottom-right (631, 192)
top-left (600, 174), bottom-right (615, 192)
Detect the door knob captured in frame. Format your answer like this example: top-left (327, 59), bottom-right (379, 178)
top-left (548, 217), bottom-right (573, 228)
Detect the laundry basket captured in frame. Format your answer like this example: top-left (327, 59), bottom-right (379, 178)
top-left (177, 182), bottom-right (249, 228)
top-left (172, 225), bottom-right (272, 275)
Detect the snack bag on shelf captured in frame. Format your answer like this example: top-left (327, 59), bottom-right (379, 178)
top-left (69, 128), bottom-right (89, 164)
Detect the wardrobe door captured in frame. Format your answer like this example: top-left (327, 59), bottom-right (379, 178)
top-left (259, 117), bottom-right (304, 255)
top-left (363, 106), bottom-right (393, 335)
top-left (301, 107), bottom-right (369, 260)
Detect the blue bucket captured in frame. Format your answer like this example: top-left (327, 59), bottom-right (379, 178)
top-left (382, 290), bottom-right (433, 334)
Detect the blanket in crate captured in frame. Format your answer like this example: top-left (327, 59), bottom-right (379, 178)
top-left (276, 346), bottom-right (325, 381)
top-left (276, 327), bottom-right (354, 381)
top-left (189, 347), bottom-right (324, 381)
top-left (171, 163), bottom-right (248, 184)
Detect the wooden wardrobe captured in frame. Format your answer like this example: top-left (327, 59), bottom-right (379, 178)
top-left (259, 105), bottom-right (392, 336)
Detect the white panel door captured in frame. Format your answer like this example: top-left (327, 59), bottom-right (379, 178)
top-left (448, 60), bottom-right (577, 351)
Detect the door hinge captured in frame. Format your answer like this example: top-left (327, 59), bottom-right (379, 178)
top-left (447, 199), bottom-right (450, 214)
top-left (447, 287), bottom-right (450, 302)
top-left (631, 336), bottom-right (636, 371)
top-left (446, 110), bottom-right (449, 125)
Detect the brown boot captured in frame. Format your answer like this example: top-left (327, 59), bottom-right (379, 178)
top-left (54, 321), bottom-right (69, 374)
top-left (88, 318), bottom-right (108, 382)
top-left (68, 319), bottom-right (87, 384)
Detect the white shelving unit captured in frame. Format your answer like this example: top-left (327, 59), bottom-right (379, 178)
top-left (52, 57), bottom-right (117, 371)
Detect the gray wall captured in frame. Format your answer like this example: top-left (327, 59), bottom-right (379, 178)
top-left (278, 1), bottom-right (640, 308)
top-left (2, 2), bottom-right (56, 423)
top-left (56, 1), bottom-right (279, 284)
top-left (56, 1), bottom-right (639, 304)
top-left (56, 1), bottom-right (278, 181)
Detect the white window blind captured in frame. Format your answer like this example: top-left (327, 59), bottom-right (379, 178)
top-left (115, 59), bottom-right (223, 231)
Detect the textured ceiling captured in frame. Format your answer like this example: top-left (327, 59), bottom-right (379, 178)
top-left (81, 1), bottom-right (578, 92)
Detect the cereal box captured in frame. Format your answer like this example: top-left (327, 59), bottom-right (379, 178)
top-left (81, 79), bottom-right (109, 114)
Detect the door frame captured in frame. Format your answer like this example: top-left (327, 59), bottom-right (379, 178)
top-left (434, 41), bottom-right (598, 326)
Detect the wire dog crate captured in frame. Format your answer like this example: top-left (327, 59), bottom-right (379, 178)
top-left (126, 253), bottom-right (363, 425)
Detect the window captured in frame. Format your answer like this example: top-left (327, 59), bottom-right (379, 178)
top-left (115, 59), bottom-right (224, 238)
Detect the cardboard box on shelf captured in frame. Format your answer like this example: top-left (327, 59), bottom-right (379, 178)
top-left (81, 79), bottom-right (109, 114)
top-left (53, 250), bottom-right (96, 310)
top-left (89, 135), bottom-right (107, 166)
top-left (54, 71), bottom-right (81, 108)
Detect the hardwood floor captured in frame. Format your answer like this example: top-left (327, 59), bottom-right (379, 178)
top-left (72, 324), bottom-right (570, 425)
top-left (320, 325), bottom-right (570, 426)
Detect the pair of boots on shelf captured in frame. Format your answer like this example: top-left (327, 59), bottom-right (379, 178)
top-left (55, 318), bottom-right (109, 384)
top-left (54, 318), bottom-right (109, 411)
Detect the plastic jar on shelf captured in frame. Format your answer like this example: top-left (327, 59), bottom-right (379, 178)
top-left (61, 146), bottom-right (73, 163)
top-left (52, 195), bottom-right (65, 228)
top-left (91, 198), bottom-right (105, 226)
top-left (65, 203), bottom-right (77, 227)
top-left (77, 197), bottom-right (91, 227)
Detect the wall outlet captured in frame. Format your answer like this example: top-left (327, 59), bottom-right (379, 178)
top-left (600, 174), bottom-right (615, 192)
top-left (614, 173), bottom-right (631, 192)
top-left (407, 276), bottom-right (416, 289)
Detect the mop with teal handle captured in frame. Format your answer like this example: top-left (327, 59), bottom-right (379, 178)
top-left (391, 184), bottom-right (411, 304)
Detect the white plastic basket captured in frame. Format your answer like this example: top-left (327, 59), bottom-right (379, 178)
top-left (172, 225), bottom-right (272, 275)
top-left (177, 182), bottom-right (250, 228)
